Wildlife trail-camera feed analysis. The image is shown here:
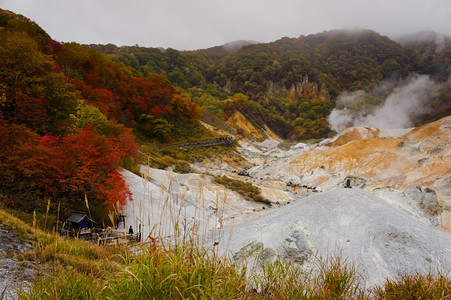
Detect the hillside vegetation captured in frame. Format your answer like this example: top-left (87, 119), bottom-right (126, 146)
top-left (91, 29), bottom-right (451, 139)
top-left (0, 9), bottom-right (212, 217)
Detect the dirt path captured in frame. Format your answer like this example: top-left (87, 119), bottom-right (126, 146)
top-left (0, 224), bottom-right (34, 299)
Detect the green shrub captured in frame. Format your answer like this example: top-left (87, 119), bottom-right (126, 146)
top-left (122, 157), bottom-right (140, 175)
top-left (214, 175), bottom-right (264, 202)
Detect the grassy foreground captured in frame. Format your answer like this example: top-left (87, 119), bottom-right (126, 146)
top-left (0, 208), bottom-right (450, 299)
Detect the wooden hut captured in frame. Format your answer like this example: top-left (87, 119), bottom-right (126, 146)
top-left (61, 212), bottom-right (97, 238)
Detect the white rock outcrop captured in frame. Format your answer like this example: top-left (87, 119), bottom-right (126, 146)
top-left (215, 188), bottom-right (451, 288)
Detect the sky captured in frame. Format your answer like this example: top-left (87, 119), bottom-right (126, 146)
top-left (1, 0), bottom-right (451, 50)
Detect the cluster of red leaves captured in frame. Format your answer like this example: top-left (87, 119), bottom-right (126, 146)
top-left (0, 121), bottom-right (137, 210)
top-left (41, 126), bottom-right (138, 209)
top-left (55, 43), bottom-right (201, 128)
top-left (71, 71), bottom-right (200, 127)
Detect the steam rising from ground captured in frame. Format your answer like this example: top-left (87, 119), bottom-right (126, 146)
top-left (328, 74), bottom-right (437, 131)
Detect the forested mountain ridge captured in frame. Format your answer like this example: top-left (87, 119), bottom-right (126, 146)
top-left (91, 29), bottom-right (451, 139)
top-left (90, 29), bottom-right (435, 96)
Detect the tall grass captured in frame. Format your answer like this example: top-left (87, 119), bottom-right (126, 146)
top-left (9, 205), bottom-right (451, 299)
top-left (102, 243), bottom-right (248, 299)
top-left (311, 254), bottom-right (364, 299)
top-left (249, 259), bottom-right (309, 299)
top-left (373, 272), bottom-right (451, 299)
top-left (21, 267), bottom-right (103, 300)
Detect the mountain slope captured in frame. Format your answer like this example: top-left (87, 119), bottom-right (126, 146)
top-left (285, 116), bottom-right (451, 192)
top-left (0, 9), bottom-right (208, 215)
top-left (93, 29), bottom-right (451, 140)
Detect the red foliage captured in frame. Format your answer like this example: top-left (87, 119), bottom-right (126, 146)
top-left (116, 130), bottom-right (139, 158)
top-left (41, 127), bottom-right (137, 207)
top-left (0, 122), bottom-right (65, 209)
top-left (50, 40), bottom-right (63, 54)
top-left (58, 48), bottom-right (201, 127)
top-left (100, 172), bottom-right (132, 209)
top-left (149, 104), bottom-right (165, 118)
top-left (0, 122), bottom-right (139, 210)
top-left (14, 94), bottom-right (50, 131)
top-left (83, 72), bottom-right (99, 86)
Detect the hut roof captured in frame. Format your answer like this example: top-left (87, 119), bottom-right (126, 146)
top-left (66, 212), bottom-right (96, 224)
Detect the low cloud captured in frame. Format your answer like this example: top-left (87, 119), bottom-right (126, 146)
top-left (328, 74), bottom-right (438, 132)
top-left (3, 0), bottom-right (451, 50)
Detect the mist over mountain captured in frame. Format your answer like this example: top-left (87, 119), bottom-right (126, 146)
top-left (396, 31), bottom-right (451, 55)
top-left (328, 74), bottom-right (442, 130)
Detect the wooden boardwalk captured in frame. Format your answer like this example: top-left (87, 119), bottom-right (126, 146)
top-left (97, 233), bottom-right (141, 246)
top-left (169, 137), bottom-right (235, 148)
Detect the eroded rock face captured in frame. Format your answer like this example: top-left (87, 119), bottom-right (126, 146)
top-left (215, 188), bottom-right (451, 288)
top-left (406, 187), bottom-right (442, 216)
top-left (266, 76), bottom-right (330, 101)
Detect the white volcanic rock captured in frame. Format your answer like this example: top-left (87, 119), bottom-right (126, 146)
top-left (121, 117), bottom-right (451, 289)
top-left (371, 187), bottom-right (440, 227)
top-left (235, 116), bottom-right (451, 232)
top-left (122, 166), bottom-right (267, 242)
top-left (215, 188), bottom-right (451, 288)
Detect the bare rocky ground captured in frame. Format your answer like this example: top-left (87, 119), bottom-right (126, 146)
top-left (214, 188), bottom-right (451, 289)
top-left (0, 224), bottom-right (34, 299)
top-left (124, 166), bottom-right (451, 289)
top-left (124, 116), bottom-right (451, 290)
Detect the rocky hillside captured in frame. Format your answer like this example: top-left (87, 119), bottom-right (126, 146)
top-left (245, 116), bottom-right (451, 232)
top-left (0, 224), bottom-right (34, 299)
top-left (287, 117), bottom-right (450, 191)
top-left (122, 115), bottom-right (451, 289)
